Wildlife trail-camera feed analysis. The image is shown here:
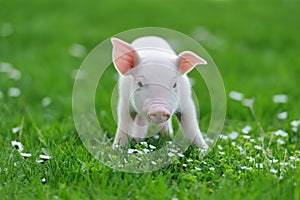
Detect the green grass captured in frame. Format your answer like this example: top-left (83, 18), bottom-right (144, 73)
top-left (1, 0), bottom-right (300, 199)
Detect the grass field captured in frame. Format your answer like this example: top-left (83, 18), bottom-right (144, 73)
top-left (1, 0), bottom-right (300, 199)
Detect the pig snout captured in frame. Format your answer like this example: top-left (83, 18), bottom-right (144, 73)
top-left (147, 105), bottom-right (171, 124)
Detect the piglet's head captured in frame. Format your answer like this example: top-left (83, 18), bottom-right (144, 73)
top-left (111, 37), bottom-right (207, 124)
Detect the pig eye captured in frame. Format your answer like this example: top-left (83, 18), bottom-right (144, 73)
top-left (137, 81), bottom-right (144, 87)
top-left (173, 82), bottom-right (177, 88)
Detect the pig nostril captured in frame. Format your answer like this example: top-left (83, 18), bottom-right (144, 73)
top-left (164, 114), bottom-right (170, 119)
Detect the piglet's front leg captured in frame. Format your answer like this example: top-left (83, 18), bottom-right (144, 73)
top-left (131, 114), bottom-right (148, 142)
top-left (179, 98), bottom-right (208, 150)
top-left (113, 100), bottom-right (131, 148)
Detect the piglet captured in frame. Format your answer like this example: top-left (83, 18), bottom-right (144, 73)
top-left (111, 36), bottom-right (208, 149)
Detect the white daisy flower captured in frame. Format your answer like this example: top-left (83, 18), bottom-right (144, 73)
top-left (291, 120), bottom-right (300, 127)
top-left (142, 148), bottom-right (150, 153)
top-left (8, 87), bottom-right (21, 97)
top-left (242, 125), bottom-right (252, 134)
top-left (8, 69), bottom-right (21, 80)
top-left (140, 141), bottom-right (148, 146)
top-left (149, 144), bottom-right (156, 150)
top-left (11, 141), bottom-right (23, 152)
top-left (12, 126), bottom-right (21, 133)
top-left (274, 130), bottom-right (288, 137)
top-left (254, 145), bottom-right (262, 150)
top-left (41, 177), bottom-right (47, 184)
top-left (270, 168), bottom-right (278, 174)
top-left (127, 149), bottom-right (135, 154)
top-left (242, 98), bottom-right (254, 107)
top-left (177, 153), bottom-right (184, 157)
top-left (20, 153), bottom-right (31, 159)
top-left (151, 161), bottom-right (157, 165)
top-left (209, 167), bottom-right (215, 171)
top-left (273, 94), bottom-right (288, 103)
top-left (229, 91), bottom-right (244, 101)
top-left (153, 134), bottom-right (159, 139)
top-left (39, 154), bottom-right (51, 161)
top-left (69, 43), bottom-right (87, 58)
top-left (219, 135), bottom-right (228, 140)
top-left (219, 151), bottom-right (225, 155)
top-left (277, 112), bottom-right (288, 120)
top-left (276, 139), bottom-right (285, 145)
top-left (229, 131), bottom-right (239, 140)
top-left (195, 167), bottom-right (202, 171)
top-left (42, 97), bottom-right (52, 107)
top-left (167, 152), bottom-right (175, 157)
top-left (243, 135), bottom-right (251, 139)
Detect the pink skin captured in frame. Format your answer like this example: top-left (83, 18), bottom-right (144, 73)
top-left (111, 36), bottom-right (209, 149)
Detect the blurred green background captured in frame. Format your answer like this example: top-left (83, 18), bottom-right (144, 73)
top-left (1, 0), bottom-right (300, 199)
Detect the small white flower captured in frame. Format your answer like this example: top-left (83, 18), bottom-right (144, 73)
top-left (231, 142), bottom-right (236, 146)
top-left (0, 62), bottom-right (13, 72)
top-left (140, 141), bottom-right (148, 146)
top-left (177, 153), bottom-right (184, 157)
top-left (291, 120), bottom-right (300, 127)
top-left (8, 69), bottom-right (21, 80)
top-left (270, 168), bottom-right (278, 174)
top-left (182, 164), bottom-right (187, 167)
top-left (274, 130), bottom-right (288, 137)
top-left (12, 126), bottom-right (21, 133)
top-left (142, 148), bottom-right (150, 153)
top-left (36, 160), bottom-right (45, 164)
top-left (229, 132), bottom-right (239, 140)
top-left (276, 139), bottom-right (285, 145)
top-left (277, 112), bottom-right (288, 120)
top-left (280, 162), bottom-right (289, 166)
top-left (242, 98), bottom-right (254, 107)
top-left (166, 141), bottom-right (172, 145)
top-left (217, 145), bottom-right (223, 150)
top-left (243, 135), bottom-right (251, 139)
top-left (219, 151), bottom-right (225, 155)
top-left (292, 127), bottom-right (298, 133)
top-left (195, 167), bottom-right (202, 171)
top-left (167, 152), bottom-right (175, 157)
top-left (255, 163), bottom-right (264, 169)
top-left (127, 149), bottom-right (135, 154)
top-left (69, 43), bottom-right (87, 58)
top-left (242, 125), bottom-right (252, 134)
top-left (39, 154), bottom-right (51, 160)
top-left (229, 91), bottom-right (244, 101)
top-left (271, 159), bottom-right (279, 163)
top-left (42, 97), bottom-right (52, 107)
top-left (20, 153), bottom-right (31, 159)
top-left (290, 156), bottom-right (296, 161)
top-left (254, 145), bottom-right (262, 150)
top-left (124, 159), bottom-right (128, 164)
top-left (209, 167), bottom-right (215, 171)
top-left (136, 157), bottom-right (142, 161)
top-left (11, 141), bottom-right (23, 152)
top-left (151, 161), bottom-right (157, 165)
top-left (153, 134), bottom-right (159, 139)
top-left (273, 94), bottom-right (288, 103)
top-left (8, 87), bottom-right (21, 97)
top-left (219, 135), bottom-right (228, 140)
top-left (149, 144), bottom-right (156, 150)
top-left (187, 159), bottom-right (193, 163)
top-left (250, 139), bottom-right (255, 143)
top-left (172, 197), bottom-right (179, 200)
top-left (41, 177), bottom-right (47, 184)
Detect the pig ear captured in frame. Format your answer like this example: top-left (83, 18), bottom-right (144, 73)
top-left (176, 51), bottom-right (207, 74)
top-left (111, 37), bottom-right (140, 75)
